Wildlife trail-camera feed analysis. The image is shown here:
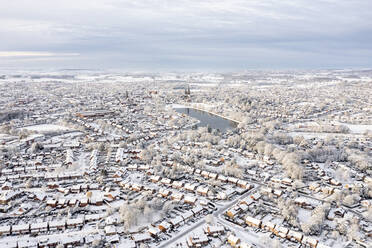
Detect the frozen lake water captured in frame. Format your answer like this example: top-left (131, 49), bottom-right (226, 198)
top-left (175, 107), bottom-right (238, 132)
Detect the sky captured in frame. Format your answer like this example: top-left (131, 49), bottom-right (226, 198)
top-left (1, 0), bottom-right (372, 71)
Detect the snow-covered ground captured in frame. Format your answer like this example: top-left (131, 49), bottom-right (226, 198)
top-left (21, 124), bottom-right (73, 133)
top-left (190, 83), bottom-right (218, 87)
top-left (288, 131), bottom-right (365, 139)
top-left (171, 104), bottom-right (187, 109)
top-left (333, 121), bottom-right (372, 134)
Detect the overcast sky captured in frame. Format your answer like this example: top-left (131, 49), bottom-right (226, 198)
top-left (1, 0), bottom-right (371, 71)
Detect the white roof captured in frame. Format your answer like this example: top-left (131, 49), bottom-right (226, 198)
top-left (132, 233), bottom-right (151, 242)
top-left (245, 216), bottom-right (261, 226)
top-left (31, 222), bottom-right (48, 229)
top-left (227, 234), bottom-right (240, 243)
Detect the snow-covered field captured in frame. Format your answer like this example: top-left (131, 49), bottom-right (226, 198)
top-left (21, 124), bottom-right (73, 133)
top-left (171, 104), bottom-right (188, 109)
top-left (334, 122), bottom-right (372, 134)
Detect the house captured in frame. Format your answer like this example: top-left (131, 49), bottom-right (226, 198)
top-left (273, 189), bottom-right (283, 197)
top-left (204, 225), bottom-right (224, 237)
top-left (68, 198), bottom-right (78, 207)
top-left (237, 180), bottom-right (251, 189)
top-left (245, 216), bottom-right (261, 228)
top-left (287, 230), bottom-right (303, 243)
top-left (240, 197), bottom-right (254, 206)
top-left (184, 195), bottom-right (197, 205)
top-left (132, 233), bottom-right (151, 244)
top-left (113, 171), bottom-right (123, 178)
top-left (187, 232), bottom-right (209, 247)
top-left (79, 198), bottom-right (88, 207)
top-left (149, 175), bottom-right (161, 183)
top-left (47, 182), bottom-right (59, 189)
top-left (0, 191), bottom-right (20, 205)
top-left (184, 183), bottom-right (197, 192)
top-left (0, 225), bottom-right (11, 236)
top-left (201, 171), bottom-right (209, 178)
top-left (85, 214), bottom-right (103, 222)
top-left (261, 187), bottom-right (272, 195)
top-left (191, 205), bottom-right (204, 216)
top-left (11, 224), bottom-right (30, 235)
top-left (181, 211), bottom-right (194, 221)
top-left (107, 234), bottom-right (120, 243)
top-left (131, 183), bottom-right (143, 192)
top-left (185, 166), bottom-right (195, 174)
top-left (281, 177), bottom-right (293, 186)
top-left (217, 175), bottom-right (227, 182)
top-left (105, 225), bottom-right (117, 235)
top-left (217, 191), bottom-right (228, 200)
top-left (66, 218), bottom-right (84, 228)
top-left (138, 165), bottom-right (150, 172)
top-left (321, 186), bottom-right (334, 195)
top-left (302, 236), bottom-right (318, 248)
top-left (227, 234), bottom-right (240, 247)
top-left (117, 239), bottom-right (136, 248)
top-left (309, 182), bottom-right (320, 192)
top-left (104, 191), bottom-right (120, 201)
top-left (61, 235), bottom-right (83, 246)
top-left (169, 216), bottom-right (184, 228)
top-left (228, 177), bottom-right (239, 185)
top-left (57, 198), bottom-right (67, 208)
top-left (250, 192), bottom-right (261, 201)
top-left (294, 197), bottom-right (313, 209)
top-left (71, 185), bottom-right (81, 193)
top-left (0, 205), bottom-right (10, 213)
top-left (49, 220), bottom-right (66, 231)
top-left (127, 164), bottom-right (138, 171)
top-left (172, 181), bottom-right (184, 189)
top-left (148, 226), bottom-right (162, 237)
top-left (159, 188), bottom-right (171, 198)
top-left (208, 172), bottom-right (217, 180)
top-left (226, 207), bottom-right (241, 219)
top-left (330, 179), bottom-right (341, 186)
top-left (46, 199), bottom-right (57, 208)
top-left (239, 242), bottom-right (253, 248)
top-left (160, 178), bottom-right (172, 186)
top-left (143, 186), bottom-right (156, 194)
top-left (30, 222), bottom-right (48, 233)
top-left (171, 192), bottom-right (183, 201)
top-left (1, 182), bottom-right (11, 190)
top-left (262, 221), bottom-right (276, 232)
top-left (277, 226), bottom-right (289, 238)
top-left (196, 186), bottom-right (209, 196)
top-left (115, 148), bottom-right (124, 162)
top-left (158, 221), bottom-right (171, 232)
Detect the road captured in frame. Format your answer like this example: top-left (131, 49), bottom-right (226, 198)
top-left (216, 217), bottom-right (265, 248)
top-left (158, 188), bottom-right (259, 248)
top-left (157, 218), bottom-right (206, 248)
top-left (213, 188), bottom-right (266, 248)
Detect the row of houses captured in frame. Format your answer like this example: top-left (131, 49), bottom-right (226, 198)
top-left (0, 214), bottom-right (106, 236)
top-left (119, 181), bottom-right (200, 205)
top-left (104, 205), bottom-right (208, 246)
top-left (0, 233), bottom-right (84, 248)
top-left (0, 171), bottom-right (83, 184)
top-left (161, 164), bottom-right (254, 190)
top-left (243, 215), bottom-right (331, 248)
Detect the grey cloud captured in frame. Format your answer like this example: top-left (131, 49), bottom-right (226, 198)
top-left (0, 0), bottom-right (371, 70)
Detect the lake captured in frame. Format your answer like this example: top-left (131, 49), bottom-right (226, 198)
top-left (175, 108), bottom-right (238, 132)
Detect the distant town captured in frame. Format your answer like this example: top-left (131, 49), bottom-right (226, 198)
top-left (0, 69), bottom-right (371, 248)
